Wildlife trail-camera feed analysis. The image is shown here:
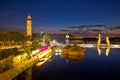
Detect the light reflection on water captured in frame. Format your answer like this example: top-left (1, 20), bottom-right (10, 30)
top-left (97, 46), bottom-right (110, 56)
top-left (14, 47), bottom-right (120, 80)
top-left (32, 48), bottom-right (120, 80)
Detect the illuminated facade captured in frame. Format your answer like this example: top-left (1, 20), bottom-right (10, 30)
top-left (26, 14), bottom-right (32, 37)
top-left (65, 33), bottom-right (70, 44)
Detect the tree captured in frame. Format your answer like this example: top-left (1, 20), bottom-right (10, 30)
top-left (42, 34), bottom-right (51, 43)
top-left (0, 31), bottom-right (28, 46)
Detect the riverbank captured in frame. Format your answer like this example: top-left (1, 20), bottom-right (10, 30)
top-left (0, 48), bottom-right (52, 80)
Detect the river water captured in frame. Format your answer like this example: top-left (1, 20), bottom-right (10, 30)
top-left (14, 48), bottom-right (120, 80)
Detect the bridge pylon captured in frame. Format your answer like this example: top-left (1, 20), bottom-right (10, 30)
top-left (97, 34), bottom-right (111, 56)
top-left (97, 34), bottom-right (101, 46)
top-left (97, 34), bottom-right (101, 55)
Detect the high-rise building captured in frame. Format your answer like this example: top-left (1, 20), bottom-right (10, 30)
top-left (26, 14), bottom-right (32, 37)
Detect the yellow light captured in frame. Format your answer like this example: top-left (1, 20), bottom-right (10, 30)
top-left (32, 49), bottom-right (39, 55)
top-left (55, 53), bottom-right (58, 55)
top-left (38, 49), bottom-right (51, 59)
top-left (17, 55), bottom-right (21, 61)
top-left (106, 47), bottom-right (110, 56)
top-left (65, 35), bottom-right (70, 39)
top-left (53, 40), bottom-right (56, 44)
top-left (97, 45), bottom-right (101, 56)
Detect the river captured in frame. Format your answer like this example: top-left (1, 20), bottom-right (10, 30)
top-left (14, 48), bottom-right (120, 80)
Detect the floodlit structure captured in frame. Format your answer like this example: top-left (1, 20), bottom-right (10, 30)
top-left (26, 14), bottom-right (32, 37)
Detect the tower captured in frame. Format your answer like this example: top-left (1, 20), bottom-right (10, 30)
top-left (65, 33), bottom-right (70, 44)
top-left (26, 14), bottom-right (32, 37)
top-left (40, 27), bottom-right (44, 38)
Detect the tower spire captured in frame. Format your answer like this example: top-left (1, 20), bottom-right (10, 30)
top-left (27, 14), bottom-right (31, 20)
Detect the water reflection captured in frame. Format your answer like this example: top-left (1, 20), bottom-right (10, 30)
top-left (13, 53), bottom-right (52, 80)
top-left (61, 45), bottom-right (85, 62)
top-left (25, 69), bottom-right (32, 80)
top-left (13, 68), bottom-right (33, 80)
top-left (36, 54), bottom-right (52, 67)
top-left (61, 52), bottom-right (85, 62)
top-left (106, 47), bottom-right (110, 56)
top-left (97, 45), bottom-right (101, 56)
top-left (97, 46), bottom-right (110, 56)
top-left (14, 46), bottom-right (120, 80)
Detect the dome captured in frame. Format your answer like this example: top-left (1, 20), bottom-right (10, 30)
top-left (27, 14), bottom-right (31, 19)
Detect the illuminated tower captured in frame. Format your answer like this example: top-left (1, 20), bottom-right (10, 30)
top-left (26, 14), bottom-right (32, 37)
top-left (40, 27), bottom-right (44, 38)
top-left (65, 33), bottom-right (70, 44)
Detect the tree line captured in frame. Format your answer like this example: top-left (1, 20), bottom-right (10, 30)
top-left (0, 32), bottom-right (28, 46)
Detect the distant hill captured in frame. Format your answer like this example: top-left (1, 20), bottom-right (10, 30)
top-left (0, 25), bottom-right (25, 32)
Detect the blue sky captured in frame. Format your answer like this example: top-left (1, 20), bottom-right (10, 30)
top-left (0, 0), bottom-right (120, 30)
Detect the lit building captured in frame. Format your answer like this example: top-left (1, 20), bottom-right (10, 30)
top-left (65, 33), bottom-right (70, 44)
top-left (26, 14), bottom-right (32, 37)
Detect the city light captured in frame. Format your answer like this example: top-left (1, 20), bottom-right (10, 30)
top-left (38, 49), bottom-right (51, 59)
top-left (32, 49), bottom-right (39, 56)
top-left (17, 55), bottom-right (21, 61)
